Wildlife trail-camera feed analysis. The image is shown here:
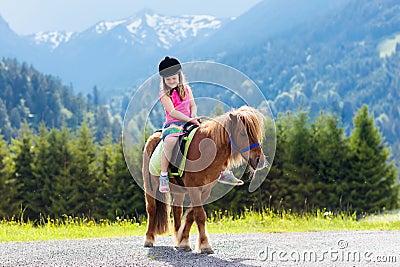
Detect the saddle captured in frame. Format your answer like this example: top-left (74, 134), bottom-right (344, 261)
top-left (149, 123), bottom-right (199, 186)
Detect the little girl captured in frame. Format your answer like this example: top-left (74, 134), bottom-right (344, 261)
top-left (158, 56), bottom-right (243, 192)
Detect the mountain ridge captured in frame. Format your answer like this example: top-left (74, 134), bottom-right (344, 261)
top-left (0, 10), bottom-right (229, 91)
top-left (22, 10), bottom-right (228, 50)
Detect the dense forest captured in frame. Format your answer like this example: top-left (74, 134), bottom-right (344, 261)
top-left (0, 105), bottom-right (398, 221)
top-left (0, 58), bottom-right (122, 142)
top-left (210, 106), bottom-right (399, 214)
top-left (220, 0), bottom-right (400, 168)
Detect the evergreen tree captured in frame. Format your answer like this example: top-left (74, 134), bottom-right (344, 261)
top-left (94, 106), bottom-right (112, 141)
top-left (47, 127), bottom-right (75, 217)
top-left (312, 114), bottom-right (350, 209)
top-left (281, 112), bottom-right (317, 211)
top-left (70, 120), bottom-right (100, 218)
top-left (0, 134), bottom-right (13, 218)
top-left (96, 134), bottom-right (115, 218)
top-left (262, 113), bottom-right (291, 211)
top-left (28, 123), bottom-right (50, 219)
top-left (108, 141), bottom-right (145, 219)
top-left (111, 119), bottom-right (122, 143)
top-left (9, 123), bottom-right (36, 220)
top-left (346, 105), bottom-right (399, 212)
top-left (9, 107), bottom-right (21, 128)
top-left (0, 99), bottom-right (12, 140)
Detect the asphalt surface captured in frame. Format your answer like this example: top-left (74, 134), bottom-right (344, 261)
top-left (1, 231), bottom-right (400, 266)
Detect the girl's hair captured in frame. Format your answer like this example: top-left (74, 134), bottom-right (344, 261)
top-left (160, 71), bottom-right (188, 100)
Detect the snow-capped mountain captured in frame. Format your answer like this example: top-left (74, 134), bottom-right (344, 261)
top-left (26, 10), bottom-right (228, 51)
top-left (89, 11), bottom-right (224, 49)
top-left (28, 31), bottom-right (75, 50)
top-left (2, 10), bottom-right (229, 91)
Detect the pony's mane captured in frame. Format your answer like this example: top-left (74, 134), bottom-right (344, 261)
top-left (199, 106), bottom-right (265, 167)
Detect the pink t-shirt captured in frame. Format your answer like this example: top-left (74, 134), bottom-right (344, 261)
top-left (164, 86), bottom-right (191, 125)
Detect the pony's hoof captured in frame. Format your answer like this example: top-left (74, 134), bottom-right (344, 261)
top-left (144, 241), bottom-right (154, 247)
top-left (200, 247), bottom-right (214, 254)
top-left (176, 245), bottom-right (192, 252)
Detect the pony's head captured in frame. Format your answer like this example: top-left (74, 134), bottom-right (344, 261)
top-left (227, 106), bottom-right (266, 171)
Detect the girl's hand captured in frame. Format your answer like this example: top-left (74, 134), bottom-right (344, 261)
top-left (189, 117), bottom-right (201, 126)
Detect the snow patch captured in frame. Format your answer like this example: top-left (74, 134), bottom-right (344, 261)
top-left (95, 20), bottom-right (126, 34)
top-left (34, 31), bottom-right (74, 49)
top-left (145, 14), bottom-right (158, 28)
top-left (126, 19), bottom-right (142, 34)
top-left (378, 33), bottom-right (400, 58)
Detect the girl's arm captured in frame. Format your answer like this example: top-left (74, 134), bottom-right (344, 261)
top-left (159, 89), bottom-right (198, 124)
top-left (187, 87), bottom-right (197, 118)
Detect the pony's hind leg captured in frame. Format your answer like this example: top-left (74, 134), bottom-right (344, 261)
top-left (172, 193), bottom-right (185, 246)
top-left (142, 132), bottom-right (162, 247)
top-left (144, 186), bottom-right (171, 247)
top-left (144, 192), bottom-right (157, 247)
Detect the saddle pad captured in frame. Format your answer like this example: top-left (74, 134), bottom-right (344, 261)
top-left (149, 127), bottom-right (198, 177)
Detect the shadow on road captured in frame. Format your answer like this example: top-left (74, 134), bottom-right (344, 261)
top-left (146, 245), bottom-right (256, 267)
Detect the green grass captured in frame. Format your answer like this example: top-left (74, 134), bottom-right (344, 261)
top-left (0, 216), bottom-right (146, 242)
top-left (205, 208), bottom-right (400, 234)
top-left (1, 209), bottom-right (399, 242)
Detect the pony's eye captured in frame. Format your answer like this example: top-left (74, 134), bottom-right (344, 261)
top-left (240, 130), bottom-right (247, 136)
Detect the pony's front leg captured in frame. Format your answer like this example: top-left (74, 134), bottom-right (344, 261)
top-left (172, 193), bottom-right (185, 246)
top-left (176, 207), bottom-right (194, 251)
top-left (193, 205), bottom-right (213, 254)
top-left (188, 188), bottom-right (213, 254)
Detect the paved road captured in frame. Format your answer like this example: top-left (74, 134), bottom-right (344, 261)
top-left (1, 231), bottom-right (400, 266)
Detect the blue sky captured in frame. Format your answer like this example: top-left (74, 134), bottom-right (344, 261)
top-left (0, 0), bottom-right (262, 35)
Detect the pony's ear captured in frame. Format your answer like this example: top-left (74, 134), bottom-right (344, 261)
top-left (229, 113), bottom-right (237, 123)
top-left (229, 113), bottom-right (238, 130)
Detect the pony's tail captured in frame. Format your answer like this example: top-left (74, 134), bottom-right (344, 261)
top-left (154, 191), bottom-right (170, 235)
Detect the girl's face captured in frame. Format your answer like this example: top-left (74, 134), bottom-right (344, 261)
top-left (164, 73), bottom-right (179, 89)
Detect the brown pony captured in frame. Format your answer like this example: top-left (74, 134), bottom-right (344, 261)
top-left (142, 106), bottom-right (266, 254)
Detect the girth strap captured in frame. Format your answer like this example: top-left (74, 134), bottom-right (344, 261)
top-left (168, 123), bottom-right (199, 187)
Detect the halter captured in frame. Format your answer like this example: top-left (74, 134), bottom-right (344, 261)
top-left (229, 136), bottom-right (261, 178)
top-left (229, 137), bottom-right (260, 154)
top-left (229, 116), bottom-right (261, 155)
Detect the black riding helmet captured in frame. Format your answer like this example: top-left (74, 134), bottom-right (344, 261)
top-left (158, 56), bottom-right (182, 77)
